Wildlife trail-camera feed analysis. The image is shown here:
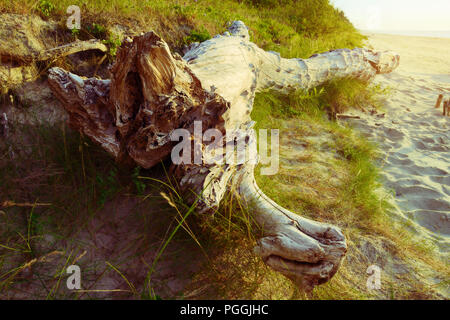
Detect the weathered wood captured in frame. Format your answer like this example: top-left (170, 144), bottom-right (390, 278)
top-left (48, 21), bottom-right (399, 290)
top-left (336, 114), bottom-right (361, 119)
top-left (37, 39), bottom-right (108, 61)
top-left (444, 99), bottom-right (450, 116)
top-left (0, 112), bottom-right (8, 137)
top-left (183, 21), bottom-right (399, 130)
top-left (49, 33), bottom-right (229, 168)
top-left (435, 94), bottom-right (444, 108)
top-left (238, 163), bottom-right (347, 290)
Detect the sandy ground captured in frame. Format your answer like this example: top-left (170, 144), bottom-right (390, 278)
top-left (346, 34), bottom-right (450, 252)
top-left (364, 33), bottom-right (450, 77)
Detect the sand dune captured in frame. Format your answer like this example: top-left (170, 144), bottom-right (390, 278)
top-left (345, 34), bottom-right (450, 252)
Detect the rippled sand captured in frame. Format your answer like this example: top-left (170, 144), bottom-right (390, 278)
top-left (346, 34), bottom-right (450, 251)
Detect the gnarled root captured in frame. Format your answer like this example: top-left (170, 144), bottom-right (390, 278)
top-left (172, 128), bottom-right (346, 291)
top-left (239, 169), bottom-right (346, 291)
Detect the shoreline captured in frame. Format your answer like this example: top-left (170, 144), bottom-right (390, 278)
top-left (361, 30), bottom-right (450, 40)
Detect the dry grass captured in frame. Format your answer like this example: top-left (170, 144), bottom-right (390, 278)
top-left (250, 88), bottom-right (449, 299)
top-left (0, 0), bottom-right (365, 58)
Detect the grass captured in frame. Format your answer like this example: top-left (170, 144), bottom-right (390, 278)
top-left (0, 0), bottom-right (448, 299)
top-left (250, 86), bottom-right (448, 299)
top-left (0, 122), bottom-right (211, 299)
top-left (0, 0), bottom-right (364, 58)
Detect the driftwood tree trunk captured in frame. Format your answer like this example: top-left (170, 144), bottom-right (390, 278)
top-left (48, 21), bottom-right (399, 290)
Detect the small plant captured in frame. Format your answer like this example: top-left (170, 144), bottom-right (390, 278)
top-left (71, 28), bottom-right (80, 39)
top-left (87, 23), bottom-right (107, 39)
top-left (96, 167), bottom-right (119, 206)
top-left (132, 167), bottom-right (146, 195)
top-left (184, 27), bottom-right (211, 45)
top-left (37, 0), bottom-right (55, 17)
top-left (102, 35), bottom-right (122, 58)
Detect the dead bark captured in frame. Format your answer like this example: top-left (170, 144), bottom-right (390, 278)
top-left (37, 39), bottom-right (107, 61)
top-left (435, 94), bottom-right (444, 108)
top-left (336, 114), bottom-right (361, 120)
top-left (48, 21), bottom-right (399, 290)
top-left (0, 112), bottom-right (8, 137)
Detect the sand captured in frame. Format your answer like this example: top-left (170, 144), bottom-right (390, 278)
top-left (364, 33), bottom-right (450, 77)
top-left (345, 34), bottom-right (450, 251)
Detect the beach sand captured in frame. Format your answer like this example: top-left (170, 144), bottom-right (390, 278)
top-left (346, 34), bottom-right (450, 251)
top-left (365, 33), bottom-right (450, 77)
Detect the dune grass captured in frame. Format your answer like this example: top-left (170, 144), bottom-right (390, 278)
top-left (0, 0), bottom-right (447, 299)
top-left (0, 0), bottom-right (365, 58)
top-left (250, 85), bottom-right (448, 299)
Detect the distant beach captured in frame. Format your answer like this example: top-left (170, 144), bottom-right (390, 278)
top-left (363, 33), bottom-right (450, 80)
top-left (360, 30), bottom-right (450, 39)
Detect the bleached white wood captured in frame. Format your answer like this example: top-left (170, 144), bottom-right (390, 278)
top-left (48, 21), bottom-right (399, 290)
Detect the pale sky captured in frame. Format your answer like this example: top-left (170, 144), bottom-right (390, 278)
top-left (331, 0), bottom-right (450, 31)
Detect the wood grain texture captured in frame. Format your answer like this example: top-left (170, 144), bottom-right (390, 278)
top-left (48, 21), bottom-right (399, 290)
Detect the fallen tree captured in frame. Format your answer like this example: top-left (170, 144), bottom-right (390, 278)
top-left (48, 21), bottom-right (399, 290)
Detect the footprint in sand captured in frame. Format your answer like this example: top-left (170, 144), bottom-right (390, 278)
top-left (394, 185), bottom-right (443, 199)
top-left (344, 70), bottom-right (450, 252)
top-left (430, 175), bottom-right (450, 186)
top-left (387, 155), bottom-right (414, 166)
top-left (403, 198), bottom-right (450, 212)
top-left (406, 210), bottom-right (450, 236)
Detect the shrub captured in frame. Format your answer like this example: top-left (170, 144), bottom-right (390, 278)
top-left (184, 27), bottom-right (211, 45)
top-left (37, 0), bottom-right (55, 17)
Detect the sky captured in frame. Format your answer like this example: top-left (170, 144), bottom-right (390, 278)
top-left (331, 0), bottom-right (450, 31)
